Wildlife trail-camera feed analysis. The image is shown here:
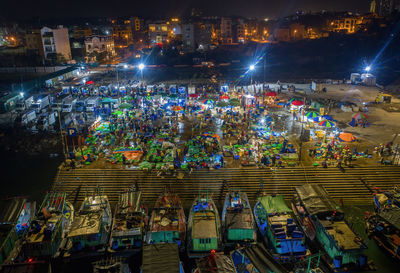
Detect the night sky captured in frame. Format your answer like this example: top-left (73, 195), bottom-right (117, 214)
top-left (2, 0), bottom-right (370, 20)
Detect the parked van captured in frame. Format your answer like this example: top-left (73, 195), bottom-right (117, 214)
top-left (86, 97), bottom-right (101, 112)
top-left (62, 97), bottom-right (77, 113)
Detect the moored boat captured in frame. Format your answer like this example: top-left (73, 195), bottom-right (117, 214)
top-left (293, 184), bottom-right (369, 271)
top-left (194, 252), bottom-right (236, 273)
top-left (22, 192), bottom-right (70, 258)
top-left (110, 188), bottom-right (147, 251)
top-left (254, 194), bottom-right (308, 262)
top-left (0, 198), bottom-right (34, 266)
top-left (187, 194), bottom-right (221, 257)
top-left (365, 189), bottom-right (400, 261)
top-left (141, 243), bottom-right (184, 273)
top-left (222, 191), bottom-right (256, 246)
top-left (146, 192), bottom-right (186, 247)
top-left (66, 191), bottom-right (112, 254)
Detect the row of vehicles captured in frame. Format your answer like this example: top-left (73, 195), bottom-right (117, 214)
top-left (2, 184), bottom-right (394, 272)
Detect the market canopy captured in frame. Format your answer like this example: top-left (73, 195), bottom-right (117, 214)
top-left (353, 113), bottom-right (368, 120)
top-left (305, 111), bottom-right (320, 119)
top-left (265, 91), bottom-right (277, 97)
top-left (220, 95), bottom-right (230, 100)
top-left (319, 120), bottom-right (335, 128)
top-left (257, 195), bottom-right (292, 214)
top-left (291, 100), bottom-right (304, 106)
top-left (102, 98), bottom-right (118, 104)
top-left (188, 94), bottom-right (199, 98)
top-left (85, 80), bottom-right (94, 85)
top-left (119, 102), bottom-right (133, 109)
top-left (171, 105), bottom-right (184, 111)
top-left (203, 99), bottom-right (214, 104)
top-left (338, 132), bottom-right (357, 142)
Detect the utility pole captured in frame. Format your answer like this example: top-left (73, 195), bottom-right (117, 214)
top-left (58, 106), bottom-right (67, 160)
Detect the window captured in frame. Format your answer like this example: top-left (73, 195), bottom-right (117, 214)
top-left (161, 26), bottom-right (168, 32)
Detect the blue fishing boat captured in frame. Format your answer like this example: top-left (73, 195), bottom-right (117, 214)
top-left (293, 184), bottom-right (369, 271)
top-left (222, 191), bottom-right (256, 245)
top-left (231, 248), bottom-right (260, 273)
top-left (254, 194), bottom-right (308, 262)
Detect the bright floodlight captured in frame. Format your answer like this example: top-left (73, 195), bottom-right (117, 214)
top-left (20, 92), bottom-right (24, 97)
top-left (139, 63), bottom-right (145, 70)
top-left (365, 66), bottom-right (371, 72)
top-left (249, 64), bottom-right (255, 71)
top-left (124, 64), bottom-right (128, 69)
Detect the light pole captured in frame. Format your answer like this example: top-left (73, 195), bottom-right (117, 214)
top-left (139, 63), bottom-right (145, 80)
top-left (249, 64), bottom-right (255, 85)
top-left (365, 65), bottom-right (371, 72)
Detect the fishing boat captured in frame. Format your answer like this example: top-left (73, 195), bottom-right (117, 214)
top-left (254, 194), bottom-right (308, 262)
top-left (194, 252), bottom-right (236, 273)
top-left (110, 188), bottom-right (147, 251)
top-left (141, 243), bottom-right (185, 273)
top-left (187, 194), bottom-right (221, 257)
top-left (66, 190), bottom-right (111, 254)
top-left (231, 248), bottom-right (260, 273)
top-left (22, 192), bottom-right (71, 258)
top-left (365, 190), bottom-right (400, 261)
top-left (293, 184), bottom-right (369, 271)
top-left (146, 192), bottom-right (185, 247)
top-left (221, 191), bottom-right (256, 245)
top-left (93, 256), bottom-right (130, 273)
top-left (0, 198), bottom-right (34, 266)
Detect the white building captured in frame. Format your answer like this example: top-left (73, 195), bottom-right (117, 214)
top-left (40, 26), bottom-right (71, 61)
top-left (85, 35), bottom-right (116, 56)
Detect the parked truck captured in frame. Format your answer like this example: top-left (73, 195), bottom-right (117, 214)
top-left (86, 97), bottom-right (101, 112)
top-left (51, 94), bottom-right (71, 112)
top-left (75, 97), bottom-right (89, 112)
top-left (31, 95), bottom-right (50, 113)
top-left (62, 97), bottom-right (77, 113)
top-left (15, 96), bottom-right (34, 112)
top-left (21, 110), bottom-right (37, 125)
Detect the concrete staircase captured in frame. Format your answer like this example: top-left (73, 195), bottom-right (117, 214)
top-left (52, 166), bottom-right (400, 209)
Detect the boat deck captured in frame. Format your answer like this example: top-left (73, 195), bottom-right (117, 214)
top-left (225, 208), bottom-right (253, 230)
top-left (320, 220), bottom-right (363, 250)
top-left (268, 213), bottom-right (303, 240)
top-left (68, 211), bottom-right (103, 237)
top-left (151, 208), bottom-right (180, 232)
top-left (26, 214), bottom-right (61, 243)
top-left (193, 211), bottom-right (217, 238)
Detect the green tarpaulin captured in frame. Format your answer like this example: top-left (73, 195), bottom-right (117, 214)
top-left (257, 195), bottom-right (292, 214)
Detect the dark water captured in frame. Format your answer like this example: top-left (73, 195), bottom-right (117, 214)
top-left (1, 154), bottom-right (399, 272)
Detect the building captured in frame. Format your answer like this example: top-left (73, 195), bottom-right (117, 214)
top-left (289, 23), bottom-right (307, 40)
top-left (25, 26), bottom-right (71, 62)
top-left (112, 23), bottom-right (133, 46)
top-left (330, 17), bottom-right (358, 33)
top-left (182, 24), bottom-right (195, 52)
top-left (195, 22), bottom-right (213, 50)
top-left (148, 22), bottom-right (170, 46)
top-left (372, 0), bottom-right (400, 16)
top-left (73, 27), bottom-right (92, 39)
top-left (130, 17), bottom-right (147, 47)
top-left (273, 28), bottom-right (290, 42)
top-left (220, 17), bottom-right (233, 44)
top-left (85, 35), bottom-right (116, 60)
top-left (40, 26), bottom-right (72, 61)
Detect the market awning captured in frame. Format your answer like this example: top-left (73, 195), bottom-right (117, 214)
top-left (338, 132), bottom-right (357, 142)
top-left (85, 80), bottom-right (94, 85)
top-left (291, 100), bottom-right (304, 106)
top-left (265, 91), bottom-right (277, 97)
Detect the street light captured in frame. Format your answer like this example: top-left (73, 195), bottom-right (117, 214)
top-left (365, 65), bottom-right (371, 72)
top-left (249, 64), bottom-right (255, 85)
top-left (20, 92), bottom-right (24, 97)
top-left (138, 63), bottom-right (145, 80)
top-left (124, 64), bottom-right (128, 69)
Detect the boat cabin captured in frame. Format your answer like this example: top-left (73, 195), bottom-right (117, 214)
top-left (192, 199), bottom-right (218, 252)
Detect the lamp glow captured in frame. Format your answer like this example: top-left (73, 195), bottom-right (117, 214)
top-left (249, 64), bottom-right (255, 71)
top-left (138, 63), bottom-right (145, 70)
top-left (365, 66), bottom-right (371, 72)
